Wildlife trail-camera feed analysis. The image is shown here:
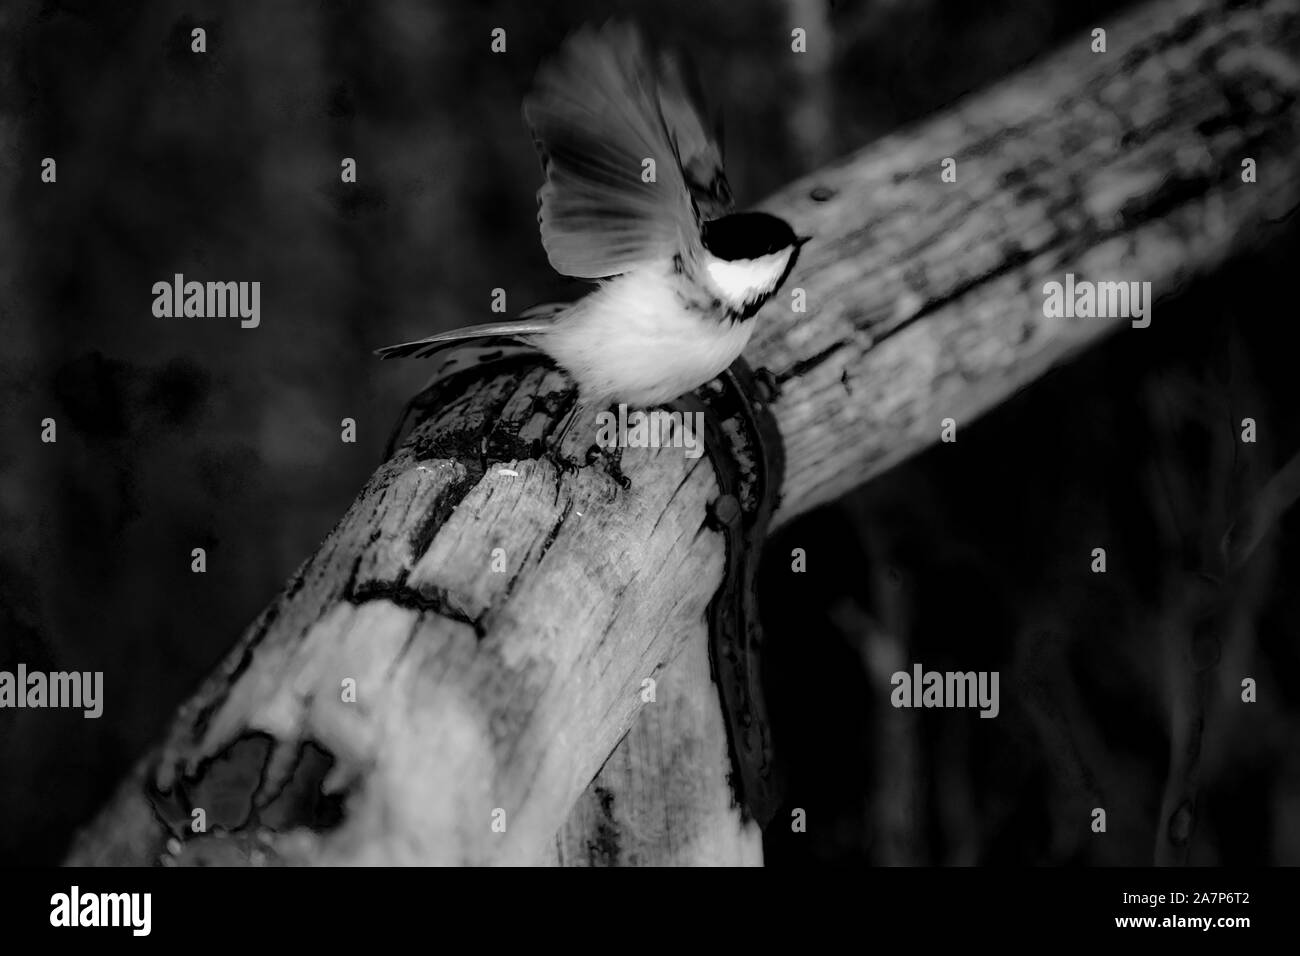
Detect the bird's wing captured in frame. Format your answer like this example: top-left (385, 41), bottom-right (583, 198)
top-left (656, 49), bottom-right (733, 219)
top-left (523, 22), bottom-right (702, 279)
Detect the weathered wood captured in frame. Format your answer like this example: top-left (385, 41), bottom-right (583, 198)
top-left (67, 0), bottom-right (1300, 866)
top-left (70, 366), bottom-right (750, 866)
top-left (554, 629), bottom-right (763, 866)
top-left (757, 0), bottom-right (1300, 525)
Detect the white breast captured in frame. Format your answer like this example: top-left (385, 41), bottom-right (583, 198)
top-left (704, 250), bottom-right (792, 310)
top-left (538, 266), bottom-right (755, 407)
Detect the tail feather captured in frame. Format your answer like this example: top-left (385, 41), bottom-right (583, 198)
top-left (375, 318), bottom-right (556, 361)
top-left (383, 338), bottom-right (551, 456)
top-left (416, 339), bottom-right (546, 383)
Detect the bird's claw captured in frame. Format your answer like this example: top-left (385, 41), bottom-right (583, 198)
top-left (546, 449), bottom-right (582, 476)
top-left (586, 442), bottom-right (633, 490)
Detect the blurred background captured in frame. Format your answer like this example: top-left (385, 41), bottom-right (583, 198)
top-left (1, 0), bottom-right (1296, 865)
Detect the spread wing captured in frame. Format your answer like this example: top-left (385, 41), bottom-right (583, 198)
top-left (656, 49), bottom-right (732, 220)
top-left (523, 22), bottom-right (703, 279)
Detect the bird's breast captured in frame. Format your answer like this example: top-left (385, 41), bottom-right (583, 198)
top-left (539, 267), bottom-right (755, 407)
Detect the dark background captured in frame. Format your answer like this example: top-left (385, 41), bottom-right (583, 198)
top-left (2, 0), bottom-right (1296, 865)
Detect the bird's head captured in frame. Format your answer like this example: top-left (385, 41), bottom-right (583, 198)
top-left (699, 212), bottom-right (809, 319)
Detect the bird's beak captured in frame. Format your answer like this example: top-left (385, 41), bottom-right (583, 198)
top-left (795, 235), bottom-right (812, 248)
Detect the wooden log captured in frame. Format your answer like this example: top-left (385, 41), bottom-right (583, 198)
top-left (67, 0), bottom-right (1300, 865)
top-left (756, 0), bottom-right (1300, 524)
top-left (554, 628), bottom-right (763, 866)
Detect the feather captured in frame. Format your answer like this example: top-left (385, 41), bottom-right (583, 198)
top-left (374, 318), bottom-right (557, 361)
top-left (523, 22), bottom-right (701, 279)
top-left (517, 301), bottom-right (569, 320)
top-left (656, 50), bottom-right (732, 219)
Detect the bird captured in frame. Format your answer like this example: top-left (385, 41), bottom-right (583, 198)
top-left (376, 22), bottom-right (809, 454)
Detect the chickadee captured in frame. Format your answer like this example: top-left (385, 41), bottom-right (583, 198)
top-left (377, 22), bottom-right (808, 438)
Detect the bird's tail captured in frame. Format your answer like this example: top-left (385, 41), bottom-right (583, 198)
top-left (376, 313), bottom-right (567, 457)
top-left (374, 316), bottom-right (558, 361)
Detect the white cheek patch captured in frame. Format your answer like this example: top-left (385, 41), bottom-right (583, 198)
top-left (705, 250), bottom-right (790, 305)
